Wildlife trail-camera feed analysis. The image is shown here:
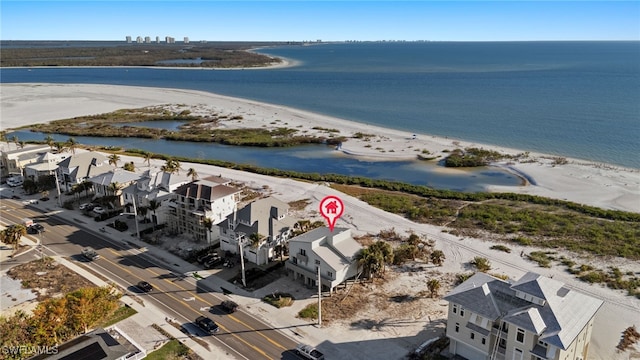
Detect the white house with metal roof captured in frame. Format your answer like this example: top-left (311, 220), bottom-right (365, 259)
top-left (57, 151), bottom-right (110, 192)
top-left (286, 227), bottom-right (363, 293)
top-left (443, 272), bottom-right (603, 360)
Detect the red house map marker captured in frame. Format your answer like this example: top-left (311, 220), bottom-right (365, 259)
top-left (319, 195), bottom-right (344, 232)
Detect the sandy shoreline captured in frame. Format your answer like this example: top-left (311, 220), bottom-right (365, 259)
top-left (1, 82), bottom-right (638, 213)
top-left (1, 82), bottom-right (638, 359)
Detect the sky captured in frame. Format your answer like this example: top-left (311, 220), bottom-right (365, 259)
top-left (1, 1), bottom-right (639, 42)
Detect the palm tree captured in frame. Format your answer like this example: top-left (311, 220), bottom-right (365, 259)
top-left (53, 141), bottom-right (67, 153)
top-left (430, 250), bottom-right (446, 266)
top-left (427, 279), bottom-right (441, 298)
top-left (66, 137), bottom-right (78, 154)
top-left (161, 158), bottom-right (181, 174)
top-left (143, 152), bottom-right (152, 167)
top-left (249, 233), bottom-right (264, 248)
top-left (107, 181), bottom-right (122, 196)
top-left (187, 167), bottom-right (199, 181)
top-left (370, 241), bottom-right (393, 273)
top-left (1, 224), bottom-right (27, 253)
top-left (11, 135), bottom-right (19, 147)
top-left (123, 161), bottom-right (135, 171)
top-left (108, 154), bottom-right (121, 168)
top-left (203, 218), bottom-right (213, 244)
top-left (356, 247), bottom-right (384, 279)
top-left (44, 134), bottom-right (55, 150)
top-left (18, 141), bottom-right (25, 149)
top-left (148, 200), bottom-right (160, 231)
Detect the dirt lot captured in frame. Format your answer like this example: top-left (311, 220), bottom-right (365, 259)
top-left (6, 257), bottom-right (95, 301)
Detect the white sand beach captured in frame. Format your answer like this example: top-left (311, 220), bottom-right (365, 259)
top-left (1, 83), bottom-right (639, 359)
top-left (2, 83), bottom-right (638, 214)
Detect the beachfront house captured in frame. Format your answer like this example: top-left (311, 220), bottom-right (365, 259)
top-left (166, 176), bottom-right (241, 243)
top-left (120, 168), bottom-right (191, 227)
top-left (23, 152), bottom-right (69, 183)
top-left (443, 272), bottom-right (603, 360)
top-left (87, 168), bottom-right (141, 209)
top-left (57, 152), bottom-right (110, 193)
top-left (0, 144), bottom-right (51, 181)
top-left (286, 227), bottom-right (363, 293)
top-left (219, 196), bottom-right (297, 265)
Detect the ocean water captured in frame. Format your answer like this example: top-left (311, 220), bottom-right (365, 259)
top-left (2, 41), bottom-right (639, 168)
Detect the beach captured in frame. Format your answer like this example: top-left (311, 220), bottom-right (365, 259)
top-left (2, 83), bottom-right (639, 213)
top-left (1, 83), bottom-right (639, 359)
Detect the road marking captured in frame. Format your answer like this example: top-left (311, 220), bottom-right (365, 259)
top-left (98, 256), bottom-right (274, 359)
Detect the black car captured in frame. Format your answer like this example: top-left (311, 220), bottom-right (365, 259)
top-left (27, 223), bottom-right (45, 234)
top-left (137, 281), bottom-right (153, 292)
top-left (195, 316), bottom-right (220, 334)
top-left (220, 300), bottom-right (239, 313)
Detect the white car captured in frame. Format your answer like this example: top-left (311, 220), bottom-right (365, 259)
top-left (22, 199), bottom-right (39, 205)
top-left (79, 203), bottom-right (92, 210)
top-left (93, 206), bottom-right (105, 214)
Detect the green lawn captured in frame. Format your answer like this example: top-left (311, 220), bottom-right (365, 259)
top-left (145, 339), bottom-right (191, 360)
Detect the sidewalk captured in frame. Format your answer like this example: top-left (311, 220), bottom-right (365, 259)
top-left (5, 194), bottom-right (334, 357)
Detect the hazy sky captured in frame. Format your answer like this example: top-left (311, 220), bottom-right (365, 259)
top-left (2, 1), bottom-right (639, 42)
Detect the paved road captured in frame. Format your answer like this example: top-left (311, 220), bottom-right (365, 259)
top-left (0, 199), bottom-right (302, 360)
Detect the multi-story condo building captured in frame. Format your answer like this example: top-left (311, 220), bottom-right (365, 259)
top-left (219, 196), bottom-right (297, 265)
top-left (167, 176), bottom-right (240, 243)
top-left (443, 272), bottom-right (603, 360)
top-left (121, 169), bottom-right (190, 227)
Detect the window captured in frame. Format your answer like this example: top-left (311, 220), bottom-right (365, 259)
top-left (455, 323), bottom-right (459, 333)
top-left (315, 259), bottom-right (320, 265)
top-left (452, 304), bottom-right (457, 314)
top-left (516, 328), bottom-right (525, 343)
top-left (481, 338), bottom-right (486, 345)
top-left (460, 307), bottom-right (465, 317)
top-left (292, 257), bottom-right (298, 264)
top-left (327, 271), bottom-right (333, 278)
top-left (300, 249), bottom-right (306, 256)
top-left (470, 332), bottom-right (475, 340)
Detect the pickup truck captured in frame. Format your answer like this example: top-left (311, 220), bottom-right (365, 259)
top-left (81, 247), bottom-right (100, 261)
top-left (295, 343), bottom-right (324, 360)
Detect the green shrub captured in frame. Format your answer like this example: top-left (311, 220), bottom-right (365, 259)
top-left (490, 245), bottom-right (511, 253)
top-left (471, 257), bottom-right (491, 272)
top-left (298, 304), bottom-right (318, 319)
top-left (263, 292), bottom-right (294, 308)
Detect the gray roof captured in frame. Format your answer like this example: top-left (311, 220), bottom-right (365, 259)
top-left (89, 168), bottom-right (141, 186)
top-left (444, 272), bottom-right (603, 350)
top-left (290, 227), bottom-right (363, 272)
top-left (174, 179), bottom-right (240, 201)
top-left (57, 152), bottom-right (109, 180)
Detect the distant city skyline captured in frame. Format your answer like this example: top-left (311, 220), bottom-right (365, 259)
top-left (1, 1), bottom-right (639, 42)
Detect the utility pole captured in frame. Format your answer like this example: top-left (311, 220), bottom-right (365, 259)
top-left (53, 168), bottom-right (62, 207)
top-left (317, 265), bottom-right (322, 327)
top-left (132, 195), bottom-right (140, 239)
top-left (239, 234), bottom-right (246, 287)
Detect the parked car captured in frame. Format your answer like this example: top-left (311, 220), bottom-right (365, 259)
top-left (81, 247), bottom-right (100, 261)
top-left (195, 316), bottom-right (220, 334)
top-left (79, 203), bottom-right (94, 210)
top-left (295, 344), bottom-right (325, 360)
top-left (22, 199), bottom-right (39, 205)
top-left (93, 206), bottom-right (105, 214)
top-left (27, 223), bottom-right (45, 234)
top-left (204, 255), bottom-right (222, 269)
top-left (40, 196), bottom-right (50, 202)
top-left (137, 281), bottom-right (153, 292)
top-left (220, 300), bottom-right (239, 313)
